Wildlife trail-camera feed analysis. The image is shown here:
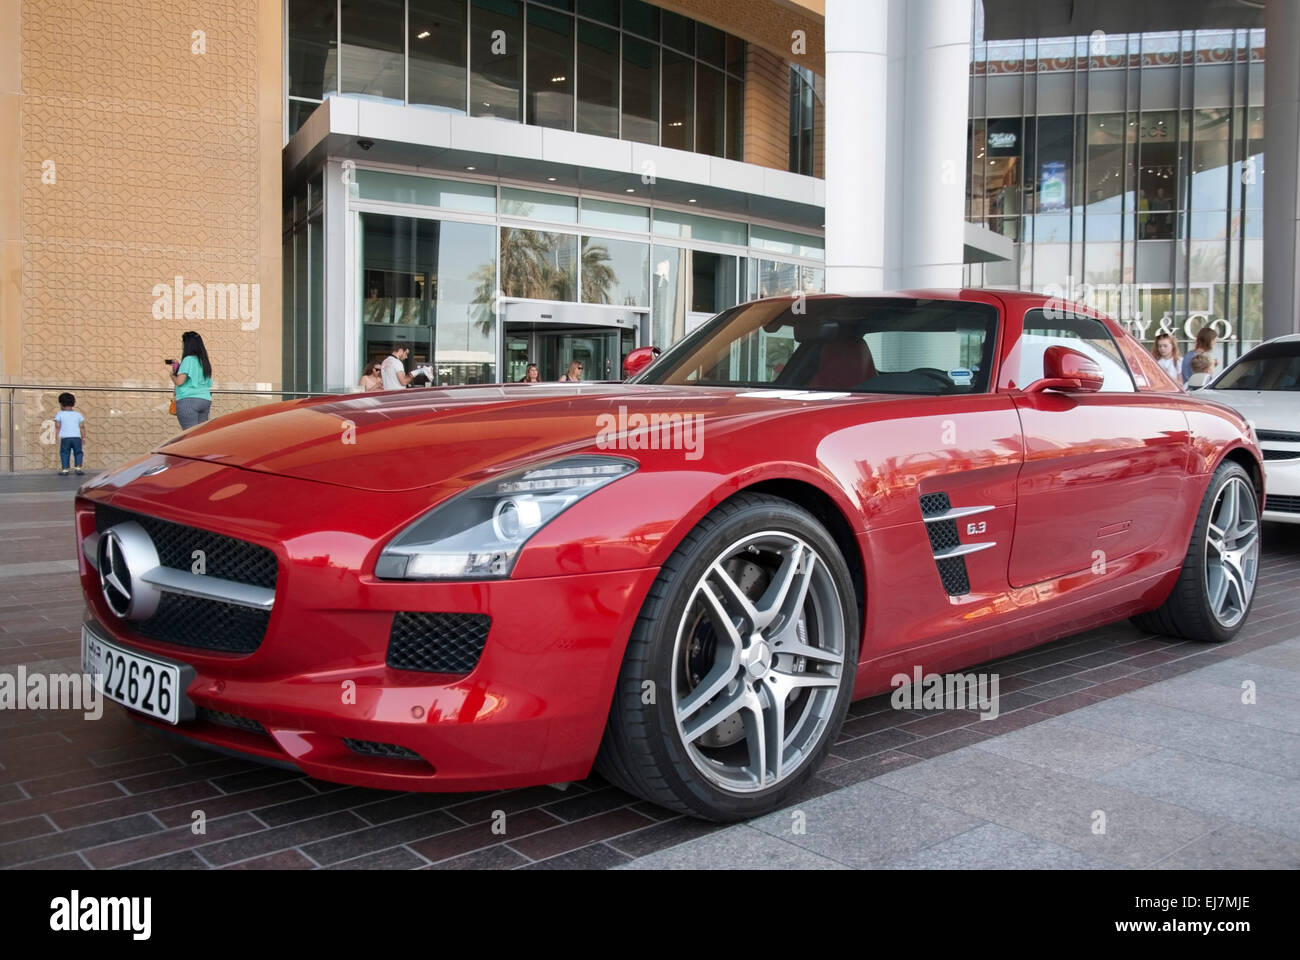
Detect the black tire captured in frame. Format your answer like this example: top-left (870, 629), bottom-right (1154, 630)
top-left (596, 492), bottom-right (860, 821)
top-left (1132, 460), bottom-right (1261, 643)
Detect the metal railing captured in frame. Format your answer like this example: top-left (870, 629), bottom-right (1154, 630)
top-left (1, 384), bottom-right (343, 473)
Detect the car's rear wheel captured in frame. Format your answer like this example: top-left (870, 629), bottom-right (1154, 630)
top-left (597, 493), bottom-right (859, 821)
top-left (1132, 460), bottom-right (1261, 643)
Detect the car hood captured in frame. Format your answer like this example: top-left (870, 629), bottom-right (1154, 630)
top-left (157, 383), bottom-right (886, 492)
top-left (1194, 388), bottom-right (1297, 428)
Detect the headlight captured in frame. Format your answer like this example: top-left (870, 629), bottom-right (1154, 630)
top-left (375, 455), bottom-right (637, 580)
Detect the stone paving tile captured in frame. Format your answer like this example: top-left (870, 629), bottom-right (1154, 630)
top-left (324, 846), bottom-right (430, 870)
top-left (300, 810), bottom-right (460, 866)
top-left (884, 823), bottom-right (1113, 870)
top-left (618, 825), bottom-right (849, 870)
top-left (1094, 749), bottom-right (1300, 840)
top-left (1154, 823), bottom-right (1300, 870)
top-left (972, 715), bottom-right (1159, 777)
top-left (423, 844), bottom-right (531, 870)
top-left (1055, 696), bottom-right (1300, 780)
top-left (520, 842), bottom-right (632, 870)
top-left (408, 808), bottom-right (564, 864)
top-left (874, 748), bottom-right (1223, 868)
top-left (747, 780), bottom-right (984, 868)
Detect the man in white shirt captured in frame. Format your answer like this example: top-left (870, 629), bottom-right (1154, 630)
top-left (380, 346), bottom-right (413, 391)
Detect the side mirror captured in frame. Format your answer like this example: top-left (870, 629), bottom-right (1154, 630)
top-left (623, 345), bottom-right (660, 378)
top-left (1026, 345), bottom-right (1105, 393)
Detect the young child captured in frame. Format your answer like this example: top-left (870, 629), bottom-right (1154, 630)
top-left (53, 392), bottom-right (86, 476)
top-left (1184, 352), bottom-right (1217, 390)
top-left (1151, 333), bottom-right (1182, 385)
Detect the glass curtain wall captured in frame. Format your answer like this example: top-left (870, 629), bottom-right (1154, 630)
top-left (966, 19), bottom-right (1266, 360)
top-left (286, 0), bottom-right (746, 161)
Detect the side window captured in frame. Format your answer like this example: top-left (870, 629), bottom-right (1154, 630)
top-left (1014, 310), bottom-right (1137, 392)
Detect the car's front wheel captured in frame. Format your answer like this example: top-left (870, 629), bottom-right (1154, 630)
top-left (1133, 459), bottom-right (1261, 643)
top-left (597, 493), bottom-right (859, 821)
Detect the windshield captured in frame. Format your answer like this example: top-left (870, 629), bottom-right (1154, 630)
top-left (636, 297), bottom-right (998, 395)
top-left (1213, 342), bottom-right (1300, 391)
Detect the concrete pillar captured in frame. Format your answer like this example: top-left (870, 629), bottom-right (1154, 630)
top-left (824, 0), bottom-right (889, 292)
top-left (1263, 0), bottom-right (1300, 339)
top-left (824, 0), bottom-right (973, 293)
top-left (898, 0), bottom-right (973, 289)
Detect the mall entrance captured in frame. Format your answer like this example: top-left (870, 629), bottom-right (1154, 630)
top-left (502, 301), bottom-right (646, 383)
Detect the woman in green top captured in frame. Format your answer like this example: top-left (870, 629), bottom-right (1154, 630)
top-left (170, 330), bottom-right (213, 429)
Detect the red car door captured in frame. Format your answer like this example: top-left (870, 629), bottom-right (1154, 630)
top-left (999, 304), bottom-right (1190, 588)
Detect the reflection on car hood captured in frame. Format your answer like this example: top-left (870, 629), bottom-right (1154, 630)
top-left (156, 383), bottom-right (890, 491)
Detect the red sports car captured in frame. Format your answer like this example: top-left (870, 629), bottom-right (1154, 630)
top-left (75, 291), bottom-right (1263, 820)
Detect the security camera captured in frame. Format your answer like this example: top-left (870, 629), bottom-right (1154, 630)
top-left (357, 139), bottom-right (375, 151)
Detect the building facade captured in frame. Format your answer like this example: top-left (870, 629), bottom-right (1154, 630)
top-left (962, 11), bottom-right (1269, 361)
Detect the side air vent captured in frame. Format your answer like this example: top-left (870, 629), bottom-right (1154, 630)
top-left (919, 492), bottom-right (995, 597)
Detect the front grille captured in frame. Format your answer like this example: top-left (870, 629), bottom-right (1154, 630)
top-left (1261, 449), bottom-right (1300, 461)
top-left (96, 504), bottom-right (277, 589)
top-left (95, 504), bottom-right (276, 654)
top-left (343, 738), bottom-right (423, 761)
top-left (1257, 429), bottom-right (1300, 443)
top-left (387, 612), bottom-right (490, 674)
top-left (1265, 494), bottom-right (1300, 514)
top-left (197, 707), bottom-right (268, 735)
top-left (131, 593), bottom-right (270, 654)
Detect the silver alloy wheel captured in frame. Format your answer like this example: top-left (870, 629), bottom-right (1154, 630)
top-left (1204, 475), bottom-right (1260, 629)
top-left (670, 531), bottom-right (846, 793)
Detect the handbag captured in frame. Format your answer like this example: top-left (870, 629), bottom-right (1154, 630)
top-left (168, 398), bottom-right (177, 415)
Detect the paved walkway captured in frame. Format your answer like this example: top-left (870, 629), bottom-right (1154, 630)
top-left (1, 471), bottom-right (1297, 869)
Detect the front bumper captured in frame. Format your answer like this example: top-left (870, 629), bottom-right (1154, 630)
top-left (82, 565), bottom-right (660, 792)
top-left (1262, 451), bottom-right (1300, 524)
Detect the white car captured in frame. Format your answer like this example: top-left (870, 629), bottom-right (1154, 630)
top-left (1198, 334), bottom-right (1300, 525)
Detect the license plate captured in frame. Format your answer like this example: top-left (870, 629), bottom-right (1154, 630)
top-left (82, 625), bottom-right (191, 725)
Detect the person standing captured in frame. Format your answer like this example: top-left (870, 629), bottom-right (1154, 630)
top-left (518, 363), bottom-right (541, 383)
top-left (1181, 327), bottom-right (1217, 382)
top-left (1151, 333), bottom-right (1182, 386)
top-left (381, 345), bottom-right (414, 390)
top-left (359, 361), bottom-right (383, 391)
top-left (558, 360), bottom-right (583, 382)
top-left (170, 331), bottom-right (213, 429)
top-left (54, 392), bottom-right (86, 476)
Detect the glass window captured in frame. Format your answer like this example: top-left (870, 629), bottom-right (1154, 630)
top-left (982, 118), bottom-right (1023, 219)
top-left (1213, 341), bottom-right (1300, 391)
top-left (360, 214), bottom-right (438, 328)
top-left (1032, 115), bottom-right (1073, 214)
top-left (691, 251), bottom-right (738, 314)
top-left (410, 0), bottom-right (468, 113)
top-left (726, 35), bottom-right (745, 76)
top-left (340, 0), bottom-right (405, 101)
top-left (789, 66), bottom-right (815, 175)
top-left (753, 259), bottom-right (799, 298)
top-left (1138, 111), bottom-right (1177, 240)
top-left (356, 170), bottom-right (497, 212)
top-left (1191, 108), bottom-right (1232, 210)
top-left (622, 36), bottom-right (659, 144)
top-left (526, 5), bottom-right (574, 130)
top-left (1013, 310), bottom-right (1136, 392)
top-left (656, 209), bottom-right (747, 246)
top-left (580, 198), bottom-right (650, 232)
top-left (502, 187), bottom-right (578, 222)
top-left (697, 23), bottom-right (725, 68)
top-left (622, 0), bottom-right (658, 39)
top-left (662, 50), bottom-right (694, 151)
top-left (576, 21), bottom-right (619, 138)
top-left (694, 65), bottom-right (726, 158)
top-left (651, 245), bottom-right (688, 346)
top-left (641, 298), bottom-right (998, 394)
top-left (500, 227), bottom-right (578, 300)
top-left (578, 0), bottom-right (618, 26)
top-left (471, 0), bottom-right (523, 120)
top-left (288, 0), bottom-right (337, 100)
top-left (726, 76), bottom-right (743, 160)
top-left (288, 99), bottom-right (321, 136)
top-left (436, 219), bottom-right (499, 385)
top-left (750, 225), bottom-right (824, 258)
top-left (581, 236), bottom-right (649, 305)
top-left (661, 10), bottom-right (693, 54)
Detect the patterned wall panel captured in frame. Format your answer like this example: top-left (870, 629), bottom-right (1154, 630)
top-left (16, 0), bottom-right (268, 470)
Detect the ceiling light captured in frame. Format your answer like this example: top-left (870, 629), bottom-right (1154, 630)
top-left (625, 188), bottom-right (635, 193)
top-left (466, 165), bottom-right (476, 171)
top-left (417, 30), bottom-right (430, 39)
top-left (688, 198), bottom-right (697, 203)
top-left (547, 176), bottom-right (558, 181)
top-left (551, 76), bottom-right (566, 83)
